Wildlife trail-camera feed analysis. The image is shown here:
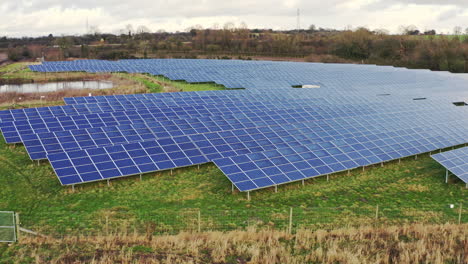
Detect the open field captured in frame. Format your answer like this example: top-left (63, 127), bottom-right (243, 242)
top-left (419, 34), bottom-right (468, 41)
top-left (0, 223), bottom-right (466, 264)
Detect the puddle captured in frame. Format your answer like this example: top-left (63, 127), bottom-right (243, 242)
top-left (0, 81), bottom-right (114, 93)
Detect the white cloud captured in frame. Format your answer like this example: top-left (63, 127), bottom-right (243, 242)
top-left (1, 0), bottom-right (467, 37)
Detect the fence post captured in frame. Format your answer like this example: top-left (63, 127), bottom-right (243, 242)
top-left (458, 204), bottom-right (463, 224)
top-left (198, 210), bottom-right (201, 233)
top-left (15, 213), bottom-right (20, 242)
top-left (375, 205), bottom-right (379, 220)
top-left (105, 215), bottom-right (109, 236)
top-left (289, 207), bottom-right (293, 234)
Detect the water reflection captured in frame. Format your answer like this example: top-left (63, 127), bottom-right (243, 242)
top-left (0, 81), bottom-right (114, 93)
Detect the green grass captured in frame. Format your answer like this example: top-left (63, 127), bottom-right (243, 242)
top-left (0, 63), bottom-right (29, 73)
top-left (148, 75), bottom-right (226, 92)
top-left (0, 134), bottom-right (466, 235)
top-left (114, 73), bottom-right (226, 93)
top-left (419, 35), bottom-right (468, 41)
top-left (0, 212), bottom-right (14, 227)
top-left (0, 212), bottom-right (15, 242)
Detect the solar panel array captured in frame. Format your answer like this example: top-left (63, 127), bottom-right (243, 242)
top-left (0, 59), bottom-right (466, 191)
top-left (432, 147), bottom-right (468, 184)
top-left (29, 59), bottom-right (468, 97)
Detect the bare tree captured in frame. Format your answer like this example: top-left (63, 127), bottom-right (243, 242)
top-left (125, 24), bottom-right (134, 36)
top-left (239, 21), bottom-right (248, 30)
top-left (193, 24), bottom-right (203, 30)
top-left (136, 25), bottom-right (151, 34)
top-left (223, 22), bottom-right (235, 32)
top-left (89, 25), bottom-right (101, 35)
top-left (374, 28), bottom-right (389, 35)
top-left (453, 26), bottom-right (462, 35)
top-left (399, 25), bottom-right (419, 35)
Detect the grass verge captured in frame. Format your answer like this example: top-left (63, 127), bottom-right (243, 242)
top-left (0, 223), bottom-right (466, 264)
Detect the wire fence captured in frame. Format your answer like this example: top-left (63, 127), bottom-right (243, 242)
top-left (0, 211), bottom-right (17, 242)
top-left (15, 203), bottom-right (467, 238)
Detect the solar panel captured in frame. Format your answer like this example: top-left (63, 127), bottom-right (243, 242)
top-left (431, 147), bottom-right (468, 184)
top-left (0, 59), bottom-right (465, 191)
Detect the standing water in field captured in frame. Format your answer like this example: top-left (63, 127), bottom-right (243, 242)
top-left (0, 81), bottom-right (114, 93)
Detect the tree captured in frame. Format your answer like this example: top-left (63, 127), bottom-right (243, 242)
top-left (374, 28), bottom-right (389, 35)
top-left (81, 45), bottom-right (90, 58)
top-left (453, 26), bottom-right (462, 35)
top-left (309, 24), bottom-right (316, 31)
top-left (7, 48), bottom-right (21, 61)
top-left (424, 30), bottom-right (436, 35)
top-left (89, 25), bottom-right (101, 35)
top-left (223, 22), bottom-right (235, 32)
top-left (399, 25), bottom-right (419, 35)
top-left (239, 22), bottom-right (248, 30)
top-left (55, 36), bottom-right (74, 59)
top-left (125, 24), bottom-right (134, 37)
top-left (332, 28), bottom-right (373, 60)
top-left (136, 25), bottom-right (151, 34)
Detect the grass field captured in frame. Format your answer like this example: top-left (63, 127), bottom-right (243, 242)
top-left (0, 62), bottom-right (466, 237)
top-left (420, 34), bottom-right (468, 41)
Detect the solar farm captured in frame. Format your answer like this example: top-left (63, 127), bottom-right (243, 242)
top-left (1, 59), bottom-right (468, 195)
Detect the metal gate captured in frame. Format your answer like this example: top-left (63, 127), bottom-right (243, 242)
top-left (0, 211), bottom-right (17, 242)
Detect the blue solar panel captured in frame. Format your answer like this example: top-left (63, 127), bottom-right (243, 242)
top-left (431, 147), bottom-right (468, 184)
top-left (18, 100), bottom-right (464, 160)
top-left (0, 59), bottom-right (465, 191)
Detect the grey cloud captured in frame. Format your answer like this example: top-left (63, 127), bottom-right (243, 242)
top-left (1, 0), bottom-right (468, 37)
top-left (437, 8), bottom-right (464, 21)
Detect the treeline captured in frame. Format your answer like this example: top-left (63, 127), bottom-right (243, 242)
top-left (2, 26), bottom-right (468, 73)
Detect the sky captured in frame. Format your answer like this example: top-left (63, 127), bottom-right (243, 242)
top-left (1, 0), bottom-right (468, 37)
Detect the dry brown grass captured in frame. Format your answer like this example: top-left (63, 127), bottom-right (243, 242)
top-left (2, 223), bottom-right (466, 264)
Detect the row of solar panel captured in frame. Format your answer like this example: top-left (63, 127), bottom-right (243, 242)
top-left (1, 99), bottom-right (388, 143)
top-left (216, 126), bottom-right (466, 191)
top-left (22, 105), bottom-right (468, 160)
top-left (30, 59), bottom-right (467, 93)
top-left (48, 119), bottom-right (467, 187)
top-left (431, 147), bottom-right (468, 183)
top-left (3, 94), bottom-right (448, 144)
top-left (8, 99), bottom-right (463, 159)
top-left (0, 89), bottom-right (421, 122)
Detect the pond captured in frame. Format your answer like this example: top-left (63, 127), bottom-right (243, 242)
top-left (0, 81), bottom-right (114, 94)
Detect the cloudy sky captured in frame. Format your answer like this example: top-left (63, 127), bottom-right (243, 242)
top-left (1, 0), bottom-right (467, 37)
